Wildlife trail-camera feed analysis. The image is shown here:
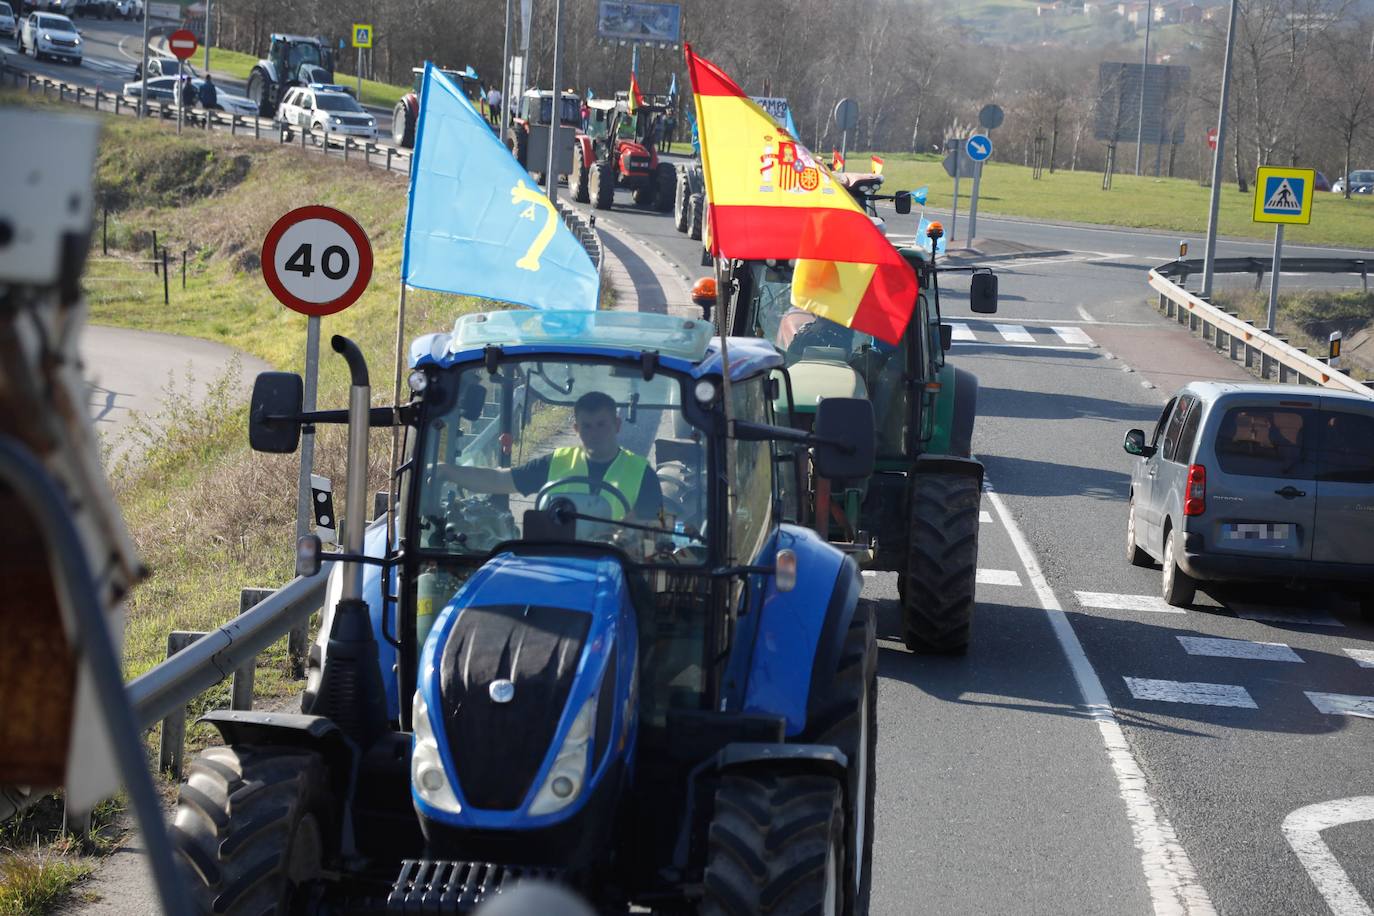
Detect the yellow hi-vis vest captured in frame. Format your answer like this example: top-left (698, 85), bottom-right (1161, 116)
top-left (547, 446), bottom-right (648, 520)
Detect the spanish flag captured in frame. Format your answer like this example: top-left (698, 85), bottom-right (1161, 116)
top-left (685, 45), bottom-right (916, 344)
top-left (629, 71), bottom-right (644, 115)
top-left (871, 155), bottom-right (884, 175)
top-left (832, 149), bottom-right (845, 171)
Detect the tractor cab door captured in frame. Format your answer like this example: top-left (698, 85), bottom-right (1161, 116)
top-left (865, 293), bottom-right (937, 460)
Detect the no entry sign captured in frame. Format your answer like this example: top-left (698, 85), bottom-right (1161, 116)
top-left (168, 29), bottom-right (198, 61)
top-left (261, 206), bottom-right (373, 316)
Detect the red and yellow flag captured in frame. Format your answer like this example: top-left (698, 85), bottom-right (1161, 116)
top-left (831, 149), bottom-right (845, 171)
top-left (629, 71), bottom-right (644, 114)
top-left (685, 45), bottom-right (916, 343)
top-left (871, 155), bottom-right (884, 175)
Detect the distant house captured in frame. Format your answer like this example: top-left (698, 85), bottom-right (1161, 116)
top-left (1179, 3), bottom-right (1203, 23)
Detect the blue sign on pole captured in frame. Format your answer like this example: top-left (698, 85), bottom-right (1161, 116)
top-left (966, 134), bottom-right (992, 162)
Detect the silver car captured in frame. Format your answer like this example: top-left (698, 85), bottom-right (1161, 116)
top-left (1123, 382), bottom-right (1374, 610)
top-left (1332, 170), bottom-right (1374, 195)
top-left (0, 3), bottom-right (17, 39)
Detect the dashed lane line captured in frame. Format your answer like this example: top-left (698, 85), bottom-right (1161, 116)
top-left (993, 323), bottom-right (1035, 343)
top-left (984, 482), bottom-right (1217, 915)
top-left (1343, 648), bottom-right (1374, 668)
top-left (1051, 325), bottom-right (1097, 347)
top-left (1176, 636), bottom-right (1303, 663)
top-left (1076, 591), bottom-right (1184, 615)
top-left (1124, 677), bottom-right (1259, 709)
top-left (979, 510), bottom-right (992, 524)
top-left (975, 568), bottom-right (1022, 587)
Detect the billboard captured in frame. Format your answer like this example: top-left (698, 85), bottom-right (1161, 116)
top-left (596, 1), bottom-right (682, 44)
top-left (1094, 62), bottom-right (1190, 145)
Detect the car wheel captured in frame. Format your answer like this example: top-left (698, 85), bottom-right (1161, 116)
top-left (1161, 527), bottom-right (1196, 608)
top-left (1126, 499), bottom-right (1152, 567)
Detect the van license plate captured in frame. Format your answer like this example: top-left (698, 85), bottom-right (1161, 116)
top-left (1223, 523), bottom-right (1292, 541)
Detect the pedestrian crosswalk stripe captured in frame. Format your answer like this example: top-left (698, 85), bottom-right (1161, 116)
top-left (1125, 677), bottom-right (1257, 708)
top-left (1176, 636), bottom-right (1302, 663)
top-left (994, 323), bottom-right (1034, 343)
top-left (1075, 591), bottom-right (1184, 614)
top-left (976, 568), bottom-right (1021, 586)
top-left (949, 322), bottom-right (975, 341)
top-left (1231, 605), bottom-right (1344, 628)
top-left (979, 510), bottom-right (992, 524)
top-left (1051, 326), bottom-right (1095, 346)
top-left (1306, 691), bottom-right (1374, 719)
top-left (1342, 648), bottom-right (1374, 668)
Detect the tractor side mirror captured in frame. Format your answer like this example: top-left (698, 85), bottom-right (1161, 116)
top-left (939, 323), bottom-right (954, 351)
top-left (894, 191), bottom-right (911, 215)
top-left (249, 371), bottom-right (304, 453)
top-left (970, 271), bottom-right (998, 314)
top-left (813, 397), bottom-right (875, 480)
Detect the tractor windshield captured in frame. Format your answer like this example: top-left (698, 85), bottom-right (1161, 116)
top-left (744, 261), bottom-right (874, 363)
top-left (287, 41), bottom-right (322, 70)
top-left (412, 358), bottom-right (709, 566)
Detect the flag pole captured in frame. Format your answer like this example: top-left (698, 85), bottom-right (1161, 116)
top-left (712, 252), bottom-right (737, 566)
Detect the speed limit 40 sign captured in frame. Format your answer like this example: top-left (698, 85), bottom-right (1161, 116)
top-left (261, 206), bottom-right (372, 316)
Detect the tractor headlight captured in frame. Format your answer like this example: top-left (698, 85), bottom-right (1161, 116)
top-left (411, 689), bottom-right (462, 814)
top-left (527, 687), bottom-right (597, 817)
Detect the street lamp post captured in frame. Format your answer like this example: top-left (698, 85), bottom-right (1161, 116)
top-left (1134, 0), bottom-right (1153, 175)
top-left (1201, 0), bottom-right (1240, 302)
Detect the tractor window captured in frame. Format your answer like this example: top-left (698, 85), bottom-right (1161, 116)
top-left (729, 378), bottom-right (774, 563)
top-left (287, 41), bottom-right (321, 70)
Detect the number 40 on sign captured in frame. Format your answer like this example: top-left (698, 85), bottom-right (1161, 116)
top-left (262, 205), bottom-right (373, 316)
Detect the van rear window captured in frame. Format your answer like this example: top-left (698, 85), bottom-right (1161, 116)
top-left (1213, 406), bottom-right (1317, 478)
top-left (1316, 411), bottom-right (1374, 483)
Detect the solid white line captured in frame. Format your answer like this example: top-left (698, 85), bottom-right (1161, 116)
top-left (1124, 677), bottom-right (1258, 708)
top-left (1176, 636), bottom-right (1302, 663)
top-left (949, 321), bottom-right (976, 341)
top-left (1052, 325), bottom-right (1096, 347)
top-left (983, 483), bottom-right (1216, 914)
top-left (1282, 797), bottom-right (1374, 916)
top-left (1232, 605), bottom-right (1344, 628)
top-left (1076, 591), bottom-right (1184, 615)
top-left (995, 323), bottom-right (1034, 343)
top-left (976, 568), bottom-right (1022, 587)
top-left (1307, 692), bottom-right (1374, 719)
top-left (1343, 648), bottom-right (1374, 668)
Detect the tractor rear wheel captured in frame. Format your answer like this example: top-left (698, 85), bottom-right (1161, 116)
top-left (673, 166), bottom-right (691, 232)
top-left (797, 598), bottom-right (876, 914)
top-left (571, 145), bottom-right (590, 203)
top-left (631, 182), bottom-right (655, 208)
top-left (172, 745), bottom-right (334, 914)
top-left (247, 70), bottom-right (275, 118)
top-left (688, 192), bottom-right (704, 240)
top-left (902, 471), bottom-right (980, 653)
top-left (509, 127), bottom-right (528, 168)
top-left (590, 162), bottom-right (614, 210)
top-left (392, 100), bottom-right (414, 147)
top-left (654, 162), bottom-right (676, 213)
top-left (701, 773), bottom-right (844, 916)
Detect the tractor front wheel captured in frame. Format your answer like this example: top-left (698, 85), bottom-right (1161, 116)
top-left (654, 162), bottom-right (676, 213)
top-left (392, 100), bottom-right (414, 147)
top-left (247, 70), bottom-right (275, 118)
top-left (902, 471), bottom-right (980, 653)
top-left (687, 192), bottom-right (704, 240)
top-left (590, 162), bottom-right (615, 210)
top-left (508, 127), bottom-right (528, 168)
top-left (172, 745), bottom-right (334, 914)
top-left (701, 773), bottom-right (845, 916)
top-left (571, 144), bottom-right (590, 203)
top-left (673, 166), bottom-right (691, 232)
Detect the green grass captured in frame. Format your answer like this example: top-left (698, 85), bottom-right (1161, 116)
top-left (857, 152), bottom-right (1374, 249)
top-left (1211, 289), bottom-right (1374, 380)
top-left (204, 47), bottom-right (409, 110)
top-left (0, 852), bottom-right (92, 915)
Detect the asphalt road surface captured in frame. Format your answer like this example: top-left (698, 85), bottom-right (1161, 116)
top-left (569, 165), bottom-right (1374, 915)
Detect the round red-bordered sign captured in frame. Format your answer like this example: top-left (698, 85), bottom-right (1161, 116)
top-left (168, 29), bottom-right (198, 60)
top-left (261, 206), bottom-right (373, 317)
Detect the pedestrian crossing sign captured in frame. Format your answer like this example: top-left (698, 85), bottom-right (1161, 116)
top-left (1253, 166), bottom-right (1314, 225)
top-left (352, 24), bottom-right (373, 48)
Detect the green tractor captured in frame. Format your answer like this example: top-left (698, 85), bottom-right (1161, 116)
top-left (712, 186), bottom-right (998, 653)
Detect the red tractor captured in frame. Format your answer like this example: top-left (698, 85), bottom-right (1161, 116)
top-left (392, 65), bottom-right (486, 148)
top-left (578, 96), bottom-right (676, 212)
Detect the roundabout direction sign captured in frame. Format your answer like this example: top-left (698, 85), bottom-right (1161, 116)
top-left (965, 134), bottom-right (993, 162)
top-left (262, 205), bottom-right (373, 316)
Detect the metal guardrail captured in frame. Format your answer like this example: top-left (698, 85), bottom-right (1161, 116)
top-left (1149, 258), bottom-right (1374, 397)
top-left (556, 198), bottom-right (604, 287)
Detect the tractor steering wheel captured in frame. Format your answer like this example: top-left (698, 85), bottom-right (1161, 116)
top-left (788, 316), bottom-right (853, 358)
top-left (533, 475), bottom-right (633, 519)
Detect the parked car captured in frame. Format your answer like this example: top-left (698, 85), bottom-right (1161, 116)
top-left (1332, 170), bottom-right (1374, 195)
top-left (69, 0), bottom-right (115, 18)
top-left (17, 12), bottom-right (81, 63)
top-left (115, 0), bottom-right (140, 18)
top-left (0, 3), bottom-right (17, 38)
top-left (137, 54), bottom-right (196, 80)
top-left (1124, 382), bottom-right (1374, 611)
top-left (1313, 170), bottom-right (1332, 192)
top-left (122, 75), bottom-right (257, 117)
top-left (276, 83), bottom-right (377, 139)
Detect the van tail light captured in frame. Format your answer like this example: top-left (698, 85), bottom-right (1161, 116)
top-left (1184, 464), bottom-right (1206, 516)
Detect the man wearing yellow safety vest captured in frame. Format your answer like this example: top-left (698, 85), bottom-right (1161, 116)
top-left (444, 391), bottom-right (662, 522)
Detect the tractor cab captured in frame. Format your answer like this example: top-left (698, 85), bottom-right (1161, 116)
top-left (411, 65), bottom-right (483, 107)
top-left (517, 88), bottom-right (582, 128)
top-left (267, 33), bottom-right (332, 87)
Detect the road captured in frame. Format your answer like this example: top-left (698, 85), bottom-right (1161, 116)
top-left (573, 166), bottom-right (1374, 915)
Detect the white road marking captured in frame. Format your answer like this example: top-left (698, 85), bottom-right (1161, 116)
top-left (1176, 636), bottom-right (1302, 663)
top-left (1343, 648), bottom-right (1374, 668)
top-left (979, 510), bottom-right (993, 524)
top-left (1283, 797), bottom-right (1374, 916)
top-left (1307, 692), bottom-right (1374, 719)
top-left (1052, 325), bottom-right (1096, 347)
top-left (1232, 605), bottom-right (1345, 628)
top-left (995, 323), bottom-right (1034, 343)
top-left (1075, 591), bottom-right (1185, 614)
top-left (976, 568), bottom-right (1021, 586)
top-left (1124, 677), bottom-right (1258, 709)
top-left (950, 339), bottom-right (1094, 352)
top-left (1076, 304), bottom-right (1096, 323)
top-left (983, 482), bottom-right (1216, 914)
top-left (949, 322), bottom-right (975, 341)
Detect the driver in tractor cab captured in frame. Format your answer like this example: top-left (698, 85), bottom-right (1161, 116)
top-left (442, 390), bottom-right (663, 524)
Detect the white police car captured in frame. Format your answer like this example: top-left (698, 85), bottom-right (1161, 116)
top-left (276, 83), bottom-right (377, 140)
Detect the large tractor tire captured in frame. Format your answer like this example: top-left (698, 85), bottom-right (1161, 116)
top-left (509, 127), bottom-right (528, 168)
top-left (571, 144), bottom-right (590, 203)
top-left (688, 192), bottom-right (704, 241)
top-left (392, 100), bottom-right (415, 148)
top-left (172, 745), bottom-right (333, 914)
top-left (797, 598), bottom-right (877, 914)
top-left (653, 162), bottom-right (676, 213)
top-left (590, 162), bottom-right (615, 210)
top-left (701, 772), bottom-right (845, 916)
top-left (673, 166), bottom-right (691, 232)
top-left (631, 182), bottom-right (655, 208)
top-left (902, 471), bottom-right (980, 653)
top-left (247, 69), bottom-right (275, 118)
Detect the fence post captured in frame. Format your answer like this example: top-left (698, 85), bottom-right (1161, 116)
top-left (231, 114), bottom-right (237, 136)
top-left (152, 230), bottom-right (159, 274)
top-left (1261, 352), bottom-right (1275, 379)
top-left (115, 92), bottom-right (121, 115)
top-left (233, 589), bottom-right (276, 709)
top-left (159, 631), bottom-right (206, 779)
top-left (302, 126), bottom-right (308, 151)
top-left (162, 248), bottom-right (169, 305)
top-left (102, 208), bottom-right (108, 256)
top-left (181, 249), bottom-right (186, 289)
top-left (386, 148), bottom-right (394, 172)
top-left (254, 115), bottom-right (260, 140)
top-left (343, 137), bottom-right (350, 162)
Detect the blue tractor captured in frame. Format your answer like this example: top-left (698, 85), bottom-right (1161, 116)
top-left (172, 309), bottom-right (880, 914)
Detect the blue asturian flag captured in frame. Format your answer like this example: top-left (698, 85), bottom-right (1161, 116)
top-left (915, 213), bottom-right (947, 254)
top-left (401, 64), bottom-right (598, 310)
top-left (910, 185), bottom-right (929, 205)
top-left (667, 71), bottom-right (678, 101)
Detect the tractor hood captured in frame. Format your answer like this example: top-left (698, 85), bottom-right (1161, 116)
top-left (782, 359), bottom-right (868, 414)
top-left (413, 550), bottom-right (638, 830)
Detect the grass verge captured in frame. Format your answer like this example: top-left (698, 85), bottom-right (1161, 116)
top-left (1210, 288), bottom-right (1374, 381)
